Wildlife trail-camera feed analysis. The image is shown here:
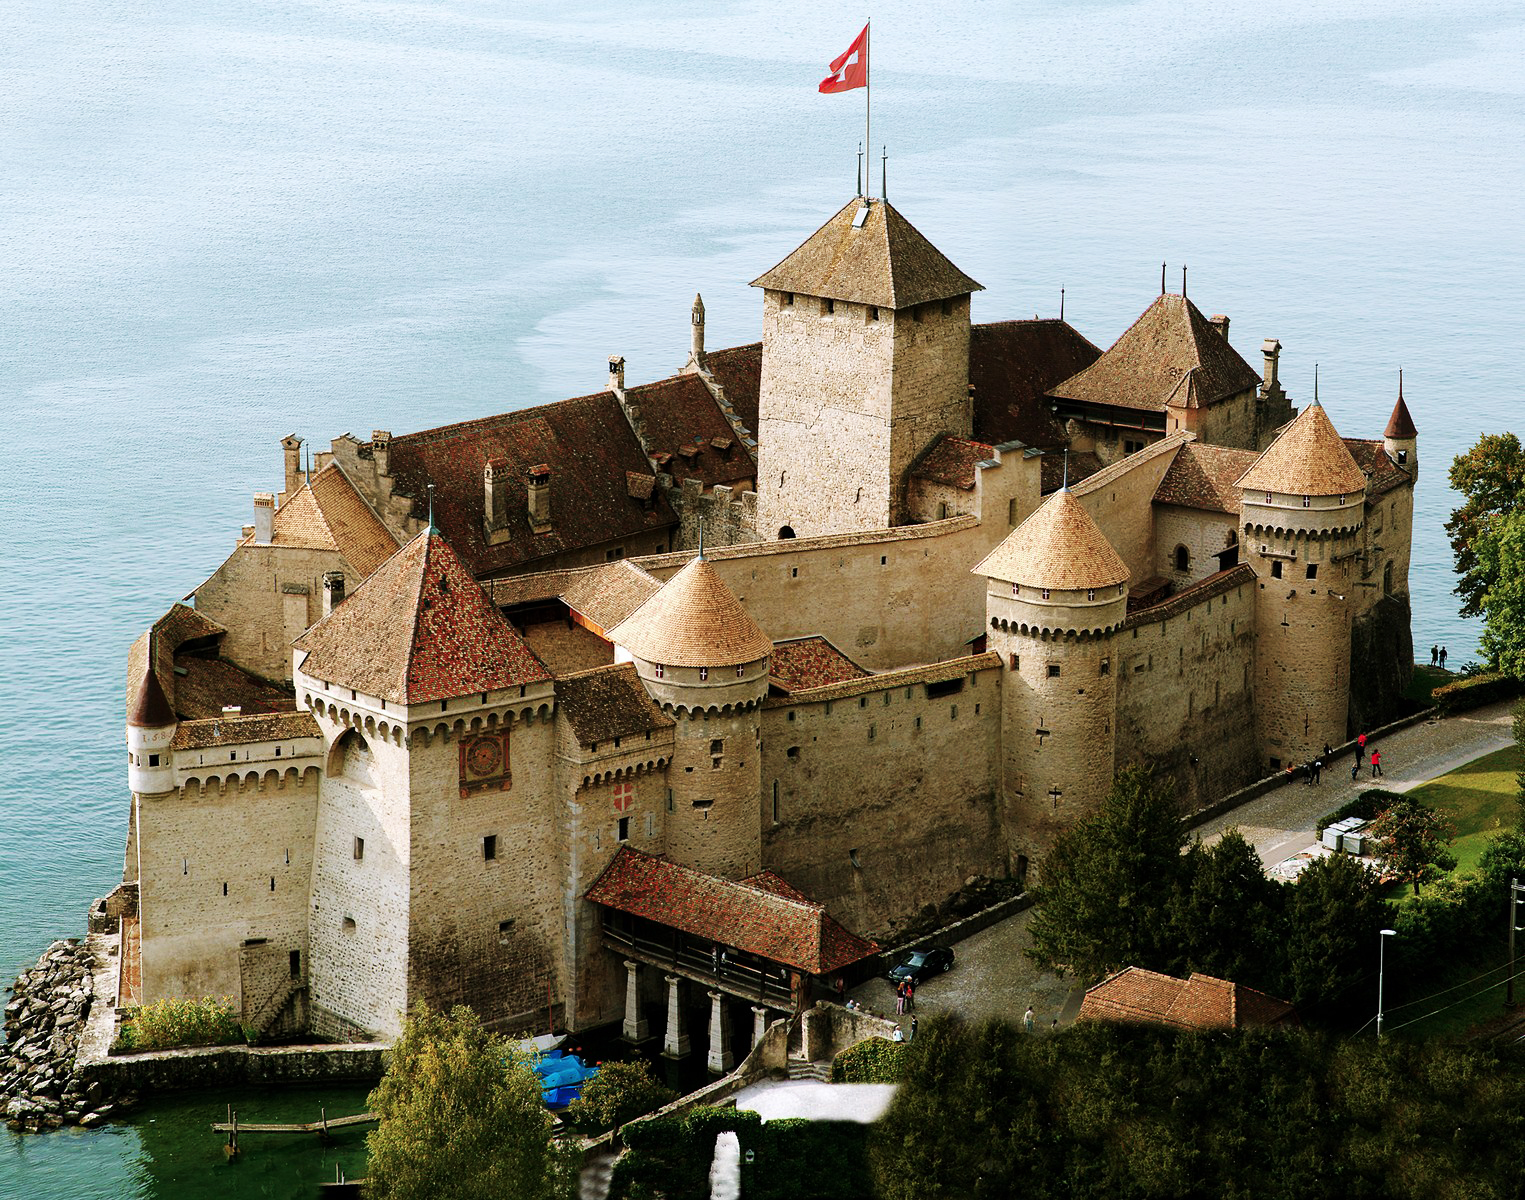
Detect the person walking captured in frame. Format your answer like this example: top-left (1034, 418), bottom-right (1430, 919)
top-left (1351, 756), bottom-right (1361, 782)
top-left (1024, 1006), bottom-right (1035, 1034)
top-left (1371, 748), bottom-right (1383, 778)
top-left (895, 982), bottom-right (904, 1015)
top-left (1440, 646), bottom-right (1448, 669)
top-left (1313, 757), bottom-right (1323, 785)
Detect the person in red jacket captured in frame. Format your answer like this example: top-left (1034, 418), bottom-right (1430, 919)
top-left (1370, 748), bottom-right (1383, 778)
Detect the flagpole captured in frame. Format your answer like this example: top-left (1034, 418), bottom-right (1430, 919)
top-left (865, 20), bottom-right (871, 200)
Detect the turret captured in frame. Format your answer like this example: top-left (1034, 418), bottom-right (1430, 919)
top-left (127, 667), bottom-right (177, 795)
top-left (690, 293), bottom-right (706, 367)
top-left (974, 488), bottom-right (1129, 864)
top-left (1384, 371), bottom-right (1418, 473)
top-left (608, 556), bottom-right (772, 879)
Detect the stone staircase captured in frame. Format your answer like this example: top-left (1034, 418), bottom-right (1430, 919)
top-left (786, 1057), bottom-right (831, 1083)
top-left (246, 978), bottom-right (304, 1041)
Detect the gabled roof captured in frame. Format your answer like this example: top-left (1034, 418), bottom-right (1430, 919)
top-left (295, 530), bottom-right (549, 704)
top-left (608, 556), bottom-right (773, 668)
top-left (1236, 403), bottom-right (1368, 497)
top-left (768, 636), bottom-right (870, 694)
top-left (909, 435), bottom-right (995, 491)
top-left (969, 319), bottom-right (1102, 448)
top-left (585, 847), bottom-right (878, 975)
top-left (487, 561), bottom-right (664, 637)
top-left (126, 603), bottom-right (227, 720)
top-left (751, 198), bottom-right (982, 310)
top-left (623, 371), bottom-right (756, 490)
top-left (1385, 387), bottom-right (1418, 439)
top-left (1048, 294), bottom-right (1260, 414)
top-left (1153, 443), bottom-right (1260, 514)
top-left (255, 463), bottom-right (399, 578)
top-left (973, 488), bottom-right (1129, 590)
top-left (703, 342), bottom-right (763, 435)
top-left (556, 663), bottom-right (673, 746)
top-left (1078, 967), bottom-right (1296, 1031)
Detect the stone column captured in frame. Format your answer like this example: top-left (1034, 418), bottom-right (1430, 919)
top-left (751, 1005), bottom-right (770, 1049)
top-left (622, 960), bottom-right (649, 1042)
top-left (663, 974), bottom-right (690, 1058)
top-left (707, 990), bottom-right (734, 1074)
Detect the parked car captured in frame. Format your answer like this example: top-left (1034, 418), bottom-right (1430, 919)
top-left (887, 946), bottom-right (954, 985)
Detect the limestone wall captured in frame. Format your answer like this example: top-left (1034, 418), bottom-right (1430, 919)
top-left (1070, 437), bottom-right (1188, 584)
top-left (1152, 505), bottom-right (1240, 589)
top-left (194, 543), bottom-right (347, 681)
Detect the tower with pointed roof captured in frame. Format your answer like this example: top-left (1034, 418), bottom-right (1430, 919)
top-left (1236, 402), bottom-right (1369, 766)
top-left (751, 197), bottom-right (983, 537)
top-left (974, 488), bottom-right (1130, 861)
top-left (608, 554), bottom-right (772, 879)
top-left (127, 660), bottom-right (178, 797)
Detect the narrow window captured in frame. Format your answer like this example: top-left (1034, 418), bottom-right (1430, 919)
top-left (787, 711), bottom-right (795, 722)
top-left (655, 664), bottom-right (665, 679)
top-left (617, 816), bottom-right (630, 842)
top-left (289, 950), bottom-right (301, 979)
top-left (1010, 653), bottom-right (1020, 670)
top-left (483, 835), bottom-right (498, 861)
top-left (859, 696), bottom-right (867, 709)
top-left (1174, 545), bottom-right (1189, 572)
top-left (1302, 495), bottom-right (1310, 508)
top-left (867, 306), bottom-right (879, 322)
top-left (343, 916), bottom-right (356, 933)
top-left (790, 567), bottom-right (798, 579)
top-left (353, 836), bottom-right (364, 861)
top-left (784, 292), bottom-right (794, 306)
top-left (1306, 563), bottom-right (1318, 580)
top-left (699, 667), bottom-right (709, 681)
top-left (1047, 664), bottom-right (1061, 678)
top-left (868, 724), bottom-right (876, 741)
top-left (1100, 659), bottom-right (1110, 676)
top-left (498, 919), bottom-right (514, 944)
top-left (941, 299), bottom-right (953, 316)
top-left (222, 882), bottom-right (228, 896)
top-left (735, 664), bottom-right (745, 678)
top-left (1012, 583), bottom-right (1020, 596)
top-left (771, 783), bottom-right (780, 824)
top-left (938, 502), bottom-right (949, 519)
top-left (710, 739), bottom-right (723, 754)
top-left (1086, 588), bottom-right (1096, 602)
top-left (915, 717), bottom-right (922, 730)
top-left (666, 788), bottom-right (674, 812)
top-left (1041, 588), bottom-right (1051, 600)
top-left (183, 858), bottom-right (188, 875)
top-left (950, 705), bottom-right (958, 719)
top-left (849, 848), bottom-right (862, 868)
top-left (1271, 561), bottom-right (1283, 579)
top-left (822, 298), bottom-right (834, 316)
top-left (1008, 498), bottom-right (1019, 526)
top-left (270, 876), bottom-right (275, 892)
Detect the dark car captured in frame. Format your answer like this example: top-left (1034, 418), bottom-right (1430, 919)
top-left (887, 947), bottom-right (954, 985)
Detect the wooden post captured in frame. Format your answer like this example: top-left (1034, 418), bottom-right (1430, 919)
top-left (321, 1106), bottom-right (328, 1141)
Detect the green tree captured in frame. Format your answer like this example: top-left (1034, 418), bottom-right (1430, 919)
top-left (364, 1003), bottom-right (579, 1200)
top-left (1284, 851), bottom-right (1388, 1017)
top-left (1026, 766), bottom-right (1189, 980)
top-left (563, 1058), bottom-right (675, 1135)
top-left (1172, 830), bottom-right (1289, 995)
top-left (1446, 431), bottom-right (1525, 619)
top-left (1368, 798), bottom-right (1457, 896)
top-left (1475, 508), bottom-right (1525, 678)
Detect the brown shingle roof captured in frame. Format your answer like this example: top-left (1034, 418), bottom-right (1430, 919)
top-left (585, 847), bottom-right (878, 975)
top-left (1153, 443), bottom-right (1260, 513)
top-left (556, 663), bottom-right (673, 746)
top-left (295, 531), bottom-right (549, 703)
top-left (704, 342), bottom-right (762, 434)
top-left (768, 637), bottom-right (869, 694)
top-left (172, 657), bottom-right (297, 720)
top-left (624, 372), bottom-right (756, 489)
top-left (127, 604), bottom-right (228, 720)
top-left (973, 488), bottom-right (1129, 590)
top-left (1078, 967), bottom-right (1296, 1031)
top-left (909, 435), bottom-right (995, 490)
top-left (969, 319), bottom-right (1102, 448)
top-left (252, 464), bottom-right (399, 577)
top-left (487, 561), bottom-right (664, 638)
top-left (170, 710), bottom-right (321, 750)
top-left (1344, 439), bottom-right (1412, 499)
top-left (1385, 389), bottom-right (1418, 439)
top-left (128, 669), bottom-right (176, 728)
top-left (608, 556), bottom-right (773, 668)
top-left (1236, 403), bottom-right (1368, 496)
top-left (1048, 294), bottom-right (1260, 414)
top-left (751, 198), bottom-right (982, 310)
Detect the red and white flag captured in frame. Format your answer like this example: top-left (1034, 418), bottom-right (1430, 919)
top-left (819, 24), bottom-right (869, 93)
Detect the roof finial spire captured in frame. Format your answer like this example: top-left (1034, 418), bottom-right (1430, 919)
top-left (1062, 448), bottom-right (1070, 491)
top-left (305, 445), bottom-right (311, 487)
top-left (698, 516), bottom-right (706, 561)
top-left (1160, 262), bottom-right (1166, 295)
top-left (1181, 264), bottom-right (1187, 298)
top-left (1060, 287), bottom-right (1065, 322)
top-left (881, 145), bottom-right (887, 201)
top-left (1313, 363), bottom-right (1320, 406)
top-left (427, 482), bottom-right (437, 534)
top-left (1398, 366), bottom-right (1404, 400)
top-left (856, 141), bottom-right (863, 198)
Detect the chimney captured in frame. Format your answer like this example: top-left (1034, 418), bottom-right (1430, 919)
top-left (372, 430), bottom-right (392, 477)
top-left (281, 435), bottom-right (303, 497)
top-left (527, 464), bottom-right (552, 534)
top-left (323, 571), bottom-right (346, 618)
top-left (1209, 314), bottom-right (1230, 340)
top-left (690, 294), bottom-right (706, 366)
top-left (608, 355), bottom-right (625, 394)
top-left (1261, 338), bottom-right (1282, 396)
top-left (484, 458), bottom-right (508, 534)
top-left (253, 493), bottom-right (275, 544)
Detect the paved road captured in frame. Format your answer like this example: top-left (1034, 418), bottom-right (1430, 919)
top-left (850, 698), bottom-right (1518, 1036)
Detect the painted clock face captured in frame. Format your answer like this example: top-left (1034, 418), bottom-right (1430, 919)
top-left (466, 737), bottom-right (502, 778)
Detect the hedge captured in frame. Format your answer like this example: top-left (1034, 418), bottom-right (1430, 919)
top-left (1432, 673), bottom-right (1521, 714)
top-left (113, 995), bottom-right (247, 1052)
top-left (1316, 789), bottom-right (1405, 837)
top-left (831, 1036), bottom-right (906, 1083)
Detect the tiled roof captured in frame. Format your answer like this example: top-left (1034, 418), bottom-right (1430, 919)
top-left (973, 488), bottom-right (1129, 590)
top-left (1385, 389), bottom-right (1418, 439)
top-left (1153, 443), bottom-right (1260, 513)
top-left (127, 604), bottom-right (228, 721)
top-left (555, 663), bottom-right (674, 746)
top-left (703, 342), bottom-right (762, 435)
top-left (255, 464), bottom-right (397, 578)
top-left (608, 556), bottom-right (773, 668)
top-left (295, 531), bottom-right (550, 704)
top-left (1048, 294), bottom-right (1261, 414)
top-left (768, 637), bottom-right (870, 694)
top-left (1122, 564), bottom-right (1256, 628)
top-left (172, 657), bottom-right (298, 720)
top-left (585, 847), bottom-right (878, 975)
top-left (624, 372), bottom-right (756, 489)
top-left (1039, 450), bottom-right (1104, 495)
top-left (128, 670), bottom-right (176, 728)
top-left (386, 393), bottom-right (677, 577)
top-left (766, 652), bottom-right (1001, 707)
top-left (1344, 439), bottom-right (1412, 499)
top-left (1078, 967), bottom-right (1296, 1031)
top-left (1236, 403), bottom-right (1368, 496)
top-left (969, 320), bottom-right (1102, 448)
top-left (909, 435), bottom-right (995, 490)
top-left (170, 710), bottom-right (321, 751)
top-left (487, 561), bottom-right (664, 637)
top-left (751, 198), bottom-right (982, 310)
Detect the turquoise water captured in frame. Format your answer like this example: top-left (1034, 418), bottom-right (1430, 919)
top-left (3, 1), bottom-right (1522, 1193)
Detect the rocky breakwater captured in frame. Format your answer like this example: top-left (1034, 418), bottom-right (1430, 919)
top-left (2, 939), bottom-right (124, 1131)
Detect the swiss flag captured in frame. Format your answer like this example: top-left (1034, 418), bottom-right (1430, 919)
top-left (819, 24), bottom-right (869, 93)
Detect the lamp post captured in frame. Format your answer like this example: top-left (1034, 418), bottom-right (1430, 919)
top-left (1507, 878), bottom-right (1525, 1008)
top-left (1377, 928), bottom-right (1397, 1037)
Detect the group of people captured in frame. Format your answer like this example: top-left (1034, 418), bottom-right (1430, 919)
top-left (1430, 645), bottom-right (1449, 669)
top-left (895, 978), bottom-right (916, 1014)
top-left (1355, 732), bottom-right (1384, 779)
top-left (892, 1015), bottom-right (917, 1042)
top-left (1291, 735), bottom-right (1386, 787)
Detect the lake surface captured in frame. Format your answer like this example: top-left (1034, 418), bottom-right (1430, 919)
top-left (3, 1), bottom-right (1521, 1193)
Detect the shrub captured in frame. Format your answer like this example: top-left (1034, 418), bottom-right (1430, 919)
top-left (1433, 673), bottom-right (1521, 714)
top-left (1317, 790), bottom-right (1402, 836)
top-left (114, 995), bottom-right (246, 1052)
top-left (563, 1059), bottom-right (676, 1135)
top-left (831, 1036), bottom-right (907, 1083)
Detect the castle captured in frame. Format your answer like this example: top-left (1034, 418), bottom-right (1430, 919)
top-left (119, 194), bottom-right (1417, 1062)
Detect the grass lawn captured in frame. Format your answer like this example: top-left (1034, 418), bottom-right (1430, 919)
top-left (1403, 743), bottom-right (1523, 874)
top-left (1405, 663), bottom-right (1453, 705)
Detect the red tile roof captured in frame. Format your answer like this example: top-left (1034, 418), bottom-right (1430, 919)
top-left (1385, 388), bottom-right (1418, 439)
top-left (1153, 443), bottom-right (1260, 513)
top-left (295, 530), bottom-right (550, 703)
top-left (909, 435), bottom-right (995, 491)
top-left (171, 710), bottom-right (321, 750)
top-left (768, 637), bottom-right (870, 694)
top-left (703, 343), bottom-right (762, 435)
top-left (1078, 967), bottom-right (1296, 1031)
top-left (556, 663), bottom-right (674, 746)
top-left (969, 319), bottom-right (1102, 448)
top-left (625, 372), bottom-right (756, 489)
top-left (1344, 438), bottom-right (1413, 499)
top-left (585, 847), bottom-right (878, 975)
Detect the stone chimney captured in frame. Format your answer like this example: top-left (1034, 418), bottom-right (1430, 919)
top-left (323, 571), bottom-right (346, 618)
top-left (690, 294), bottom-right (706, 366)
top-left (1261, 338), bottom-right (1283, 398)
top-left (372, 430), bottom-right (392, 478)
top-left (1210, 314), bottom-right (1230, 339)
top-left (484, 458), bottom-right (509, 535)
top-left (281, 435), bottom-right (303, 497)
top-left (253, 493), bottom-right (275, 545)
top-left (608, 355), bottom-right (625, 395)
top-left (527, 464), bottom-right (552, 534)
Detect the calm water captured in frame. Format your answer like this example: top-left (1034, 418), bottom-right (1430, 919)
top-left (3, 1), bottom-right (1521, 1193)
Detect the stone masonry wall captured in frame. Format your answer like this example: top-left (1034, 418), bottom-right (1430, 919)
top-left (1069, 437), bottom-right (1186, 585)
top-left (194, 543), bottom-right (347, 682)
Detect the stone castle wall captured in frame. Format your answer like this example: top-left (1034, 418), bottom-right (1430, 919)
top-left (194, 543), bottom-right (346, 681)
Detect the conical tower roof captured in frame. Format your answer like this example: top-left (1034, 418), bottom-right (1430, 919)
top-left (608, 556), bottom-right (773, 668)
top-left (750, 198), bottom-right (982, 310)
top-left (1385, 383), bottom-right (1418, 439)
top-left (295, 529), bottom-right (549, 704)
top-left (1236, 402), bottom-right (1367, 496)
top-left (128, 664), bottom-right (176, 728)
top-left (973, 489), bottom-right (1129, 590)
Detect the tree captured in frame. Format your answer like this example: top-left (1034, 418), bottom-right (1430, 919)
top-left (1284, 851), bottom-right (1388, 1016)
top-left (1368, 798), bottom-right (1457, 896)
top-left (563, 1058), bottom-right (675, 1135)
top-left (1026, 766), bottom-right (1189, 980)
top-left (1475, 508), bottom-right (1525, 678)
top-left (1446, 432), bottom-right (1525, 619)
top-left (365, 1003), bottom-right (579, 1200)
top-left (1171, 830), bottom-right (1289, 995)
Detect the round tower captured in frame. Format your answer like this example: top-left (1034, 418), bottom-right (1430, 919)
top-left (974, 488), bottom-right (1129, 866)
top-left (1236, 401), bottom-right (1367, 769)
top-left (608, 556), bottom-right (771, 879)
top-left (127, 667), bottom-right (178, 795)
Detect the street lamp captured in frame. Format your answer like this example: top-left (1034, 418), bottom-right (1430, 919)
top-left (1377, 928), bottom-right (1397, 1037)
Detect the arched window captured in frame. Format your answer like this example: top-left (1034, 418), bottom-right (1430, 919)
top-left (329, 729), bottom-right (376, 788)
top-left (778, 525), bottom-right (796, 539)
top-left (1174, 545), bottom-right (1190, 572)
